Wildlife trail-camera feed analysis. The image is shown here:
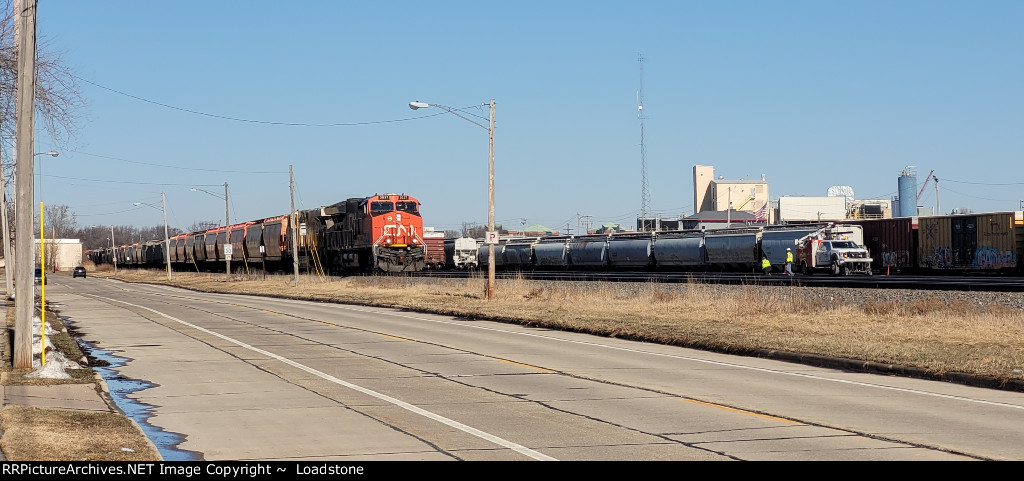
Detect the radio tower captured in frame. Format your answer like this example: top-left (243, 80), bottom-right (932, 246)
top-left (637, 53), bottom-right (650, 230)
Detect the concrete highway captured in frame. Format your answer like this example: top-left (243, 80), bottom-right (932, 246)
top-left (43, 277), bottom-right (1024, 461)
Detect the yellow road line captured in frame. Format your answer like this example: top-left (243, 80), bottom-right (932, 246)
top-left (494, 358), bottom-right (555, 373)
top-left (682, 398), bottom-right (798, 423)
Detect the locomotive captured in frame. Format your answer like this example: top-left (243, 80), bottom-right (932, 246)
top-left (90, 193), bottom-right (426, 274)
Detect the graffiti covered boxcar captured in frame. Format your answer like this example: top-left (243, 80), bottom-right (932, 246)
top-left (917, 211), bottom-right (1023, 272)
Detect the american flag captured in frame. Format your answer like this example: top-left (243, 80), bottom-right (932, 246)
top-left (754, 203), bottom-right (768, 220)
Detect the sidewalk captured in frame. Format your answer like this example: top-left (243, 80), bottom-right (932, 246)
top-left (0, 305), bottom-right (117, 462)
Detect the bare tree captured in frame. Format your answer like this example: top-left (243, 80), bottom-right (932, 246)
top-left (0, 0), bottom-right (84, 256)
top-left (35, 203), bottom-right (74, 269)
top-left (188, 220), bottom-right (222, 232)
top-left (0, 0), bottom-right (83, 145)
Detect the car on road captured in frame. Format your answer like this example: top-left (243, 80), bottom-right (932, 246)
top-left (73, 266), bottom-right (87, 278)
top-left (34, 267), bottom-right (45, 285)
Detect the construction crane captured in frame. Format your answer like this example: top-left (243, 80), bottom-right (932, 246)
top-left (917, 169), bottom-right (934, 201)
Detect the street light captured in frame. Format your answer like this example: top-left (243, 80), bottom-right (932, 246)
top-left (133, 192), bottom-right (171, 280)
top-left (410, 100), bottom-right (496, 299)
top-left (191, 183), bottom-right (230, 281)
top-left (91, 225), bottom-right (116, 275)
top-left (33, 151), bottom-right (58, 279)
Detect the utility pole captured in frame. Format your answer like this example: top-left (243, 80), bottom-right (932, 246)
top-left (110, 225), bottom-right (117, 274)
top-left (933, 176), bottom-right (939, 216)
top-left (224, 182), bottom-right (230, 281)
top-left (13, 0), bottom-right (37, 369)
top-left (162, 192), bottom-right (171, 280)
top-left (290, 165), bottom-right (299, 287)
top-left (1, 162), bottom-right (12, 297)
top-left (486, 99), bottom-right (495, 300)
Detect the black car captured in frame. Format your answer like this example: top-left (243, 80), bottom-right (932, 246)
top-left (34, 267), bottom-right (45, 284)
top-left (73, 266), bottom-right (87, 278)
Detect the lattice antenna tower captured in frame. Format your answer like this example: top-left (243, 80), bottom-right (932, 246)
top-left (637, 53), bottom-right (650, 227)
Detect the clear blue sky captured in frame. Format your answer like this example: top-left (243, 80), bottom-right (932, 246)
top-left (31, 1), bottom-right (1024, 235)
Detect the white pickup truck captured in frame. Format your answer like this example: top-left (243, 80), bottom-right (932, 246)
top-left (798, 238), bottom-right (873, 275)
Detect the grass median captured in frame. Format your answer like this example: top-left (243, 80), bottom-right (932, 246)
top-left (3, 263), bottom-right (1022, 460)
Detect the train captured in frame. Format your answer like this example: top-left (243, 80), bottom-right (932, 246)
top-left (444, 210), bottom-right (1024, 275)
top-left (89, 193), bottom-right (427, 274)
top-left (838, 211), bottom-right (1024, 274)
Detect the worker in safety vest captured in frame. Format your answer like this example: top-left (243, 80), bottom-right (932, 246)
top-left (761, 256), bottom-right (771, 275)
top-left (785, 247), bottom-right (794, 276)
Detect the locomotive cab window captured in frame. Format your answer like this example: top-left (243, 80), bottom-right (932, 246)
top-left (396, 202), bottom-right (419, 216)
top-left (370, 202), bottom-right (394, 216)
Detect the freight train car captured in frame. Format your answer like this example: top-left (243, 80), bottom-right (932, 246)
top-left (917, 211), bottom-right (1023, 272)
top-left (839, 217), bottom-right (918, 273)
top-left (841, 212), bottom-right (1023, 274)
top-left (93, 193), bottom-right (426, 275)
top-left (422, 229), bottom-right (446, 269)
top-left (462, 225), bottom-right (855, 274)
top-left (444, 237), bottom-right (479, 269)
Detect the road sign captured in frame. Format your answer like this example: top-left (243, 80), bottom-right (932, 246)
top-left (486, 231), bottom-right (498, 245)
top-left (224, 244), bottom-right (233, 260)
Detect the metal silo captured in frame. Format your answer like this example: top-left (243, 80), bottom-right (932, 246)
top-left (897, 167), bottom-right (918, 217)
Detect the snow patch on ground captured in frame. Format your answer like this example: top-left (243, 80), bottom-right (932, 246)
top-left (24, 314), bottom-right (82, 379)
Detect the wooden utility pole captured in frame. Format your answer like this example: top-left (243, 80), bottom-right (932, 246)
top-left (224, 182), bottom-right (230, 281)
top-left (290, 165), bottom-right (299, 287)
top-left (1, 162), bottom-right (12, 297)
top-left (13, 0), bottom-right (37, 369)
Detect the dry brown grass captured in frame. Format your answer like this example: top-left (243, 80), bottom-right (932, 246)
top-left (99, 268), bottom-right (1024, 384)
top-left (0, 406), bottom-right (160, 461)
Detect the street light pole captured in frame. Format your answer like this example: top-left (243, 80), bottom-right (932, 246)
top-left (134, 195), bottom-right (172, 280)
top-left (409, 99), bottom-right (497, 299)
top-left (111, 225), bottom-right (117, 275)
top-left (163, 192), bottom-right (171, 280)
top-left (191, 185), bottom-right (230, 281)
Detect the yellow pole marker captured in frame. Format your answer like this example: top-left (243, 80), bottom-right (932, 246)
top-left (39, 202), bottom-right (45, 366)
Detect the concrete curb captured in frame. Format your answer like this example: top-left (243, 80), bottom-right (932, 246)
top-left (754, 348), bottom-right (1024, 392)
top-left (91, 369), bottom-right (164, 460)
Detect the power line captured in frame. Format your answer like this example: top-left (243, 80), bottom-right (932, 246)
top-left (46, 173), bottom-right (223, 187)
top-left (70, 150), bottom-right (287, 174)
top-left (73, 74), bottom-right (446, 127)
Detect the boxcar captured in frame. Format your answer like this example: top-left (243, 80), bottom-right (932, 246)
top-left (917, 211), bottom-right (1023, 272)
top-left (422, 231), bottom-right (446, 269)
top-left (840, 217), bottom-right (918, 273)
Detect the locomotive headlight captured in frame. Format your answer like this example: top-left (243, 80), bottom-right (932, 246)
top-left (385, 237), bottom-right (392, 245)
